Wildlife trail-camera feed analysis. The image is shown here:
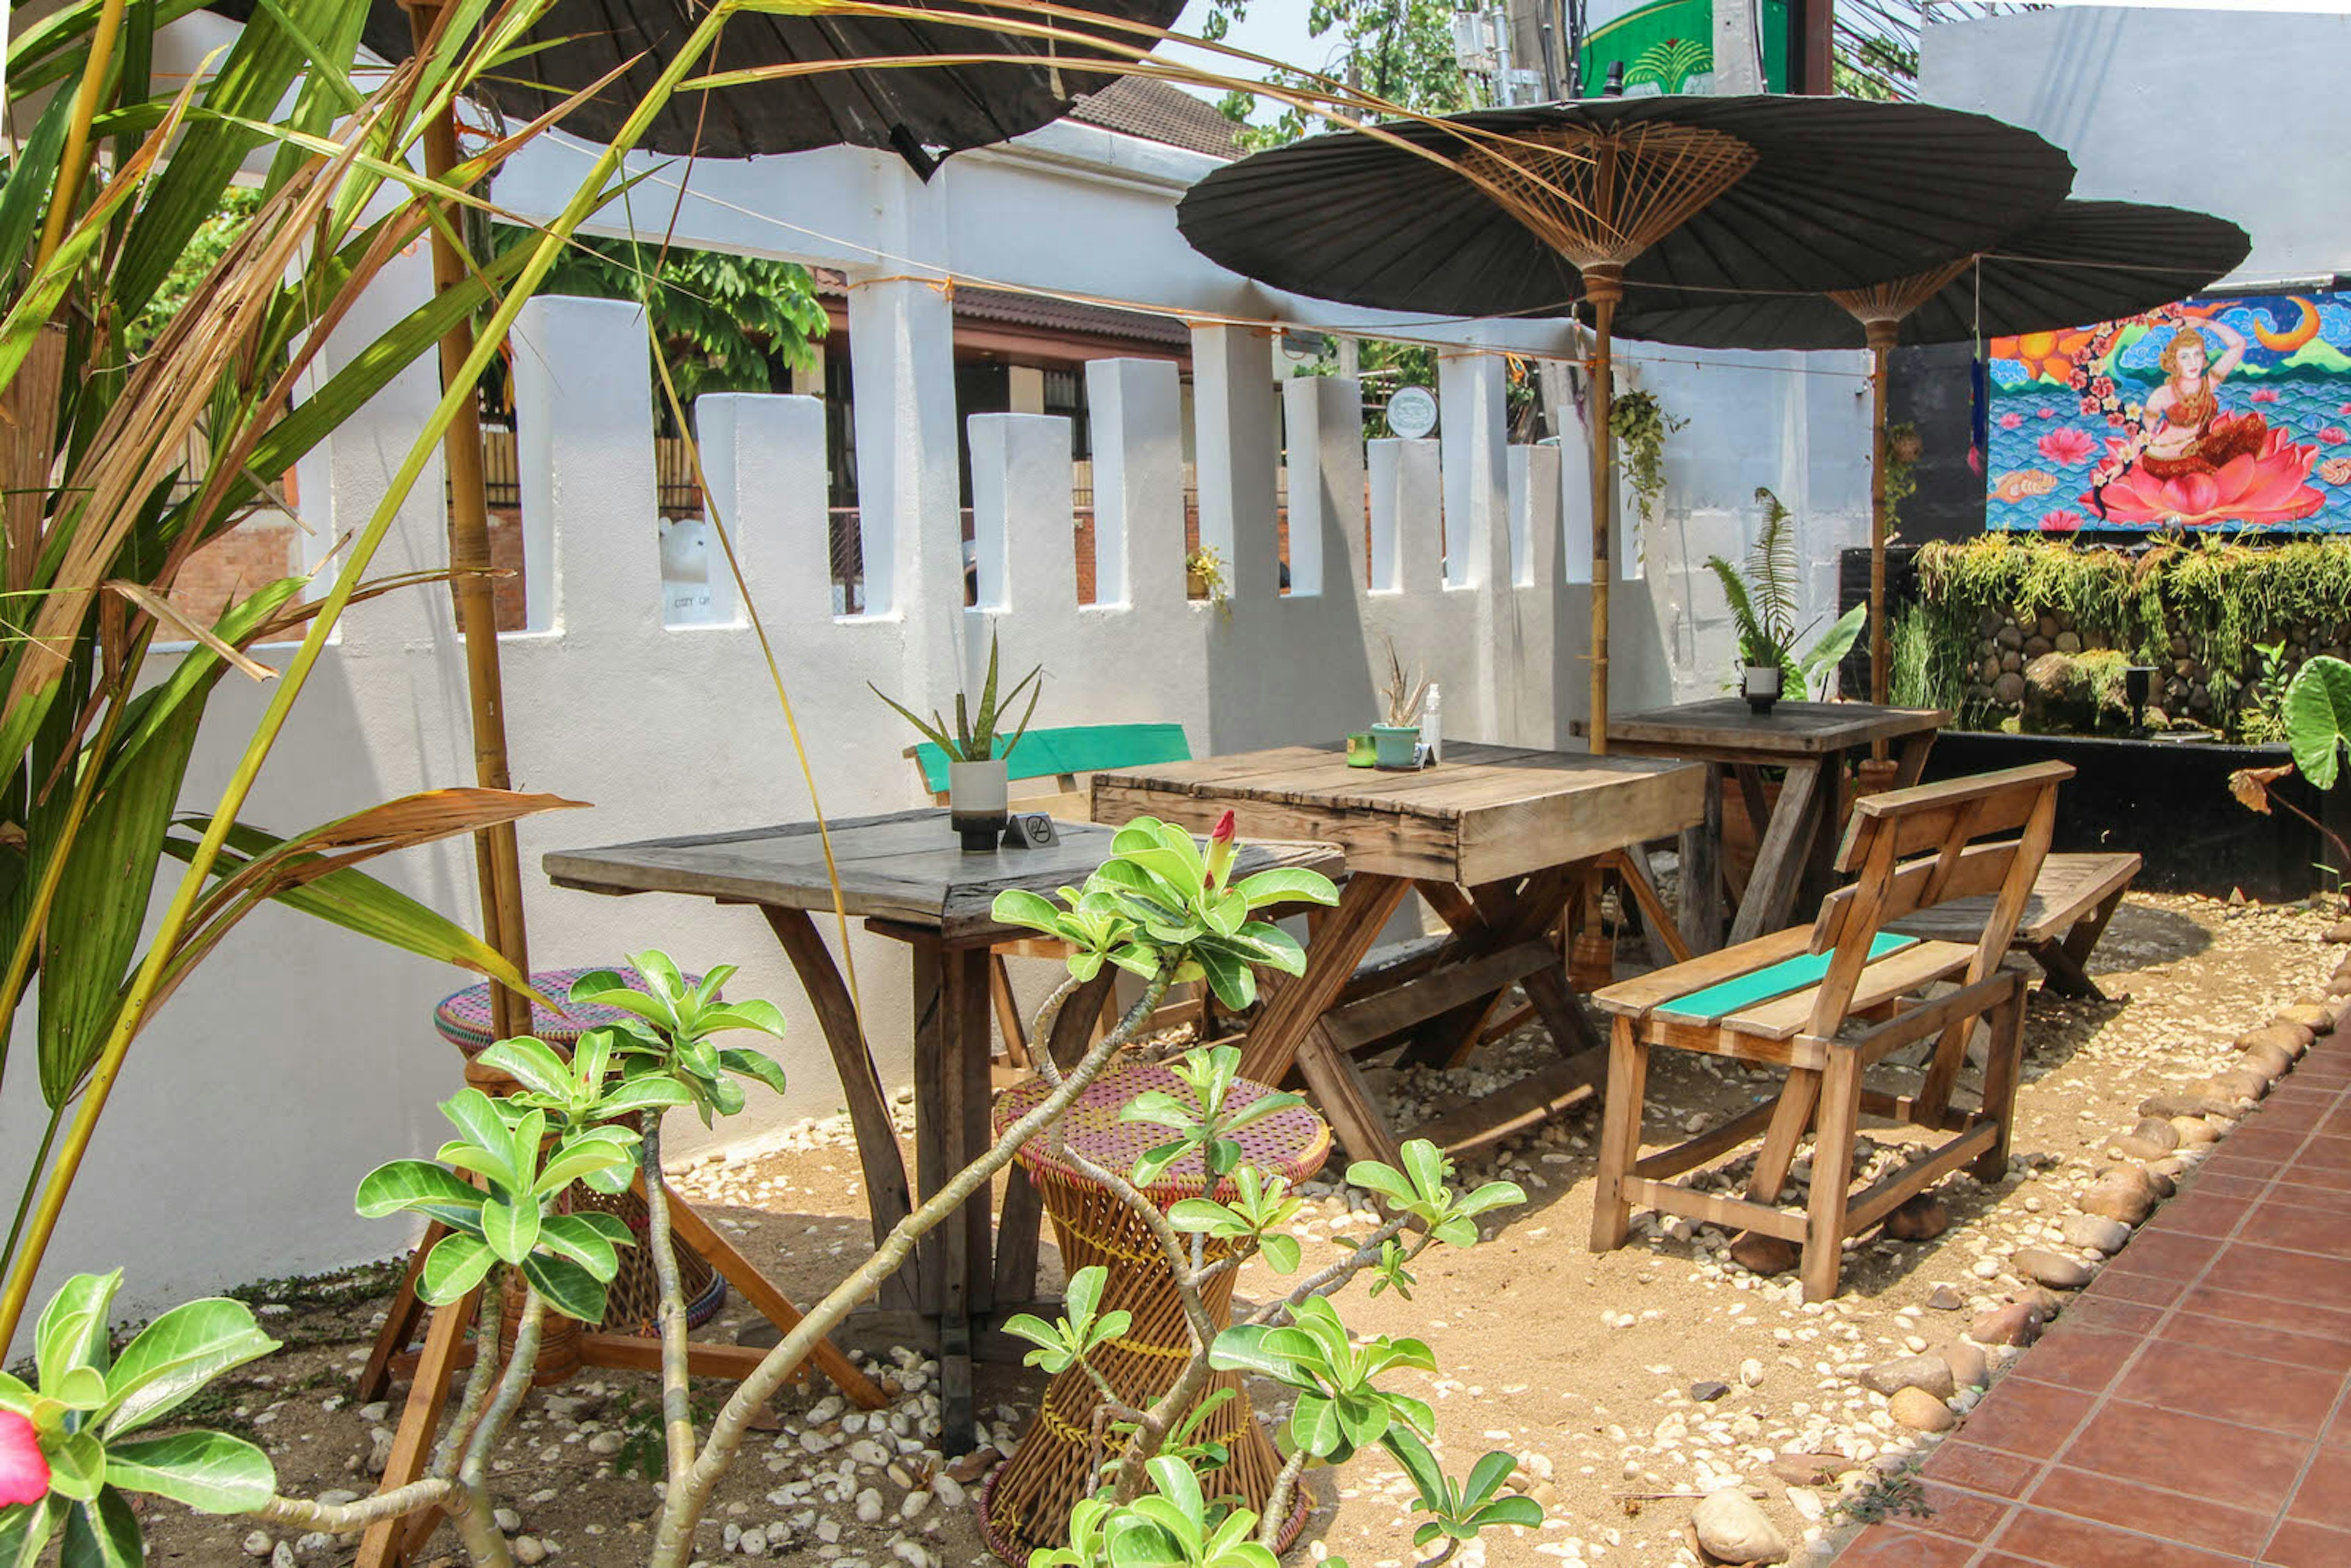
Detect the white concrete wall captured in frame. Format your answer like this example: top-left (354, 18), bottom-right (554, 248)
top-left (7, 90), bottom-right (1869, 1332)
top-left (1920, 6), bottom-right (2351, 283)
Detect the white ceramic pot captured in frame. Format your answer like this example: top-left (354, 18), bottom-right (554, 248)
top-left (948, 759), bottom-right (1010, 849)
top-left (1742, 664), bottom-right (1783, 715)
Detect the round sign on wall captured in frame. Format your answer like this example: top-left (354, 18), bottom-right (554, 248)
top-left (1385, 384), bottom-right (1439, 439)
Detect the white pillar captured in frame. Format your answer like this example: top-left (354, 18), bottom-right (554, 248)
top-left (1280, 375), bottom-right (1365, 598)
top-left (1439, 351), bottom-right (1510, 591)
top-left (696, 392), bottom-right (831, 627)
top-left (514, 294), bottom-right (658, 637)
top-left (1370, 438), bottom-right (1443, 596)
top-left (847, 277), bottom-right (961, 691)
top-left (1189, 324), bottom-right (1279, 606)
top-left (1087, 358), bottom-right (1183, 609)
top-left (968, 412), bottom-right (1075, 613)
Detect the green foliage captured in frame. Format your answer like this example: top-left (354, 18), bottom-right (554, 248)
top-left (560, 951), bottom-right (790, 1128)
top-left (496, 227), bottom-right (827, 410)
top-left (354, 1090), bottom-right (639, 1321)
top-left (1707, 489), bottom-right (1868, 694)
top-left (1003, 1266), bottom-right (1132, 1376)
top-left (2282, 656), bottom-right (2351, 790)
top-left (1913, 536), bottom-right (2351, 733)
top-left (1386, 1427), bottom-right (1543, 1551)
top-left (1211, 1296), bottom-right (1434, 1465)
top-left (1168, 1165), bottom-right (1305, 1276)
top-left (1209, 0), bottom-right (1472, 152)
top-left (124, 188), bottom-right (265, 358)
top-left (1346, 1139), bottom-right (1524, 1254)
top-left (1038, 1457), bottom-right (1278, 1568)
top-left (1881, 422), bottom-right (1921, 538)
top-left (870, 630), bottom-right (1044, 764)
top-left (1122, 1045), bottom-right (1307, 1188)
top-left (0, 1272), bottom-right (280, 1562)
top-left (1609, 389), bottom-right (1685, 535)
top-left (989, 817), bottom-right (1337, 1010)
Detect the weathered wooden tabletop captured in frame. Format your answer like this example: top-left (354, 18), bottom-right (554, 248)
top-left (1092, 741), bottom-right (1705, 886)
top-left (1605, 700), bottom-right (1947, 762)
top-left (545, 809), bottom-right (1341, 945)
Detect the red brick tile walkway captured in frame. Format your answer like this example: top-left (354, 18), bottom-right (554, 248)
top-left (1840, 1026), bottom-right (2351, 1567)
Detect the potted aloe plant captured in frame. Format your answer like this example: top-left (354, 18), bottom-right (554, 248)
top-left (1374, 642), bottom-right (1431, 769)
top-left (1708, 487), bottom-right (1868, 715)
top-left (871, 631), bottom-right (1044, 849)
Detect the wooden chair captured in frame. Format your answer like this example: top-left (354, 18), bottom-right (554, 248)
top-left (908, 722), bottom-right (1196, 1062)
top-left (1588, 760), bottom-right (2070, 1302)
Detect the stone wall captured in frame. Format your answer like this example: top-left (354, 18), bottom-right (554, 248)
top-left (1965, 605), bottom-right (2351, 728)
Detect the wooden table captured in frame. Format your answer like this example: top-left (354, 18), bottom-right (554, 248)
top-left (544, 811), bottom-right (1337, 1450)
top-left (1605, 701), bottom-right (1946, 951)
top-left (1092, 743), bottom-right (1704, 1165)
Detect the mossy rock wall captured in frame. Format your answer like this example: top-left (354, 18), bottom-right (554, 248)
top-left (1900, 537), bottom-right (2351, 733)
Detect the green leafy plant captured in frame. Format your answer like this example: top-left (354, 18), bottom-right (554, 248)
top-left (869, 629), bottom-right (1044, 763)
top-left (1387, 1427), bottom-right (1544, 1553)
top-left (1043, 1457), bottom-right (1278, 1568)
top-left (1706, 488), bottom-right (1869, 694)
top-left (1881, 421), bottom-right (1922, 539)
top-left (2231, 654), bottom-right (2351, 890)
top-left (1004, 1265), bottom-right (1133, 1376)
top-left (354, 1089), bottom-right (639, 1321)
top-left (560, 953), bottom-right (790, 1126)
top-left (1381, 640), bottom-right (1430, 729)
top-left (0, 1271), bottom-right (280, 1564)
top-left (1609, 388), bottom-right (1687, 542)
top-left (992, 812), bottom-right (1334, 1010)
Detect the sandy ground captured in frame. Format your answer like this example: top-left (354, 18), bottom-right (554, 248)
top-left (135, 891), bottom-right (2342, 1568)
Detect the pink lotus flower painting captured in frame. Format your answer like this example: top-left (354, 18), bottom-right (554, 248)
top-left (1989, 288), bottom-right (2351, 532)
top-left (2036, 427), bottom-right (2098, 467)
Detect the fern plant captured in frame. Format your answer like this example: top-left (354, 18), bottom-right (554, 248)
top-left (1706, 488), bottom-right (1869, 698)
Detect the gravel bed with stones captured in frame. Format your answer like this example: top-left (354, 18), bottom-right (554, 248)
top-left (137, 891), bottom-right (2342, 1568)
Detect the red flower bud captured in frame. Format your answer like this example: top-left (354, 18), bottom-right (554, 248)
top-left (0, 1410), bottom-right (49, 1507)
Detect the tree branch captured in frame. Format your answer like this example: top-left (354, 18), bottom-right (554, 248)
top-left (639, 1116), bottom-right (696, 1490)
top-left (429, 1264), bottom-right (507, 1480)
top-left (1256, 1447), bottom-right (1312, 1550)
top-left (643, 965), bottom-right (1176, 1568)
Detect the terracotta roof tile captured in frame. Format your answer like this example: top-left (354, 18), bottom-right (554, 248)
top-left (1065, 75), bottom-right (1243, 160)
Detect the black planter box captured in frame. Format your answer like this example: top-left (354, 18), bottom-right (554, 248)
top-left (1922, 730), bottom-right (2349, 902)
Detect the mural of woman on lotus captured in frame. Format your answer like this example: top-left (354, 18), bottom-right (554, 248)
top-left (2087, 313), bottom-right (2323, 527)
top-left (1987, 295), bottom-right (2344, 532)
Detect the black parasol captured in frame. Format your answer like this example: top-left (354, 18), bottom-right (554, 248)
top-left (1176, 94), bottom-right (2077, 751)
top-left (215, 0), bottom-right (1184, 166)
top-left (1611, 199), bottom-right (2248, 709)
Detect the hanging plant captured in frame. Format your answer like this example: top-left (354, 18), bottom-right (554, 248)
top-left (1881, 421), bottom-right (1922, 539)
top-left (1609, 389), bottom-right (1685, 550)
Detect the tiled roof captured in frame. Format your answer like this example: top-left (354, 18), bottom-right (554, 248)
top-left (1065, 75), bottom-right (1245, 160)
top-left (952, 286), bottom-right (1190, 348)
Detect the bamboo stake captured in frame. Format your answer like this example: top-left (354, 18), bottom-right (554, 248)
top-left (1869, 329), bottom-right (1893, 744)
top-left (1588, 271), bottom-right (1619, 757)
top-left (404, 0), bottom-right (533, 1040)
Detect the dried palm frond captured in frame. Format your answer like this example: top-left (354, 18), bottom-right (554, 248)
top-left (1381, 640), bottom-right (1430, 729)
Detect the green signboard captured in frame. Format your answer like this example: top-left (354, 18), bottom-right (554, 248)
top-left (1578, 0), bottom-right (1792, 95)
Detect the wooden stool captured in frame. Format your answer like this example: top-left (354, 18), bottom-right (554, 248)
top-left (976, 1063), bottom-right (1327, 1562)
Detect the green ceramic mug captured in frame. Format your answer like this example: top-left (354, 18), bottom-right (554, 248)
top-left (1345, 731), bottom-right (1376, 767)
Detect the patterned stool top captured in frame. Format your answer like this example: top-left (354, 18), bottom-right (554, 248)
top-left (993, 1061), bottom-right (1329, 1201)
top-left (433, 966), bottom-right (702, 1054)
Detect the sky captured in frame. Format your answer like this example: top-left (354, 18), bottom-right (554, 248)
top-left (1168, 1), bottom-right (1335, 109)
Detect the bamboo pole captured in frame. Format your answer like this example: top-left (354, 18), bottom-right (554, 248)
top-left (1587, 270), bottom-right (1619, 757)
top-left (1868, 323), bottom-right (1895, 763)
top-left (405, 0), bottom-right (533, 1038)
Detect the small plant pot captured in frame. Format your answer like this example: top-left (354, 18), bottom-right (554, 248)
top-left (948, 759), bottom-right (1010, 850)
top-left (1370, 723), bottom-right (1422, 770)
top-left (1742, 665), bottom-right (1783, 716)
top-left (1187, 570), bottom-right (1210, 599)
top-left (1345, 731), bottom-right (1377, 767)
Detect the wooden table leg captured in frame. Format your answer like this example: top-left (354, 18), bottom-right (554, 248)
top-left (356, 1221), bottom-right (444, 1404)
top-left (353, 1282), bottom-right (479, 1568)
top-left (1799, 748), bottom-right (1847, 915)
top-left (1679, 767), bottom-right (1725, 956)
top-left (1239, 874), bottom-right (1409, 1086)
top-left (2032, 887), bottom-right (2126, 1000)
top-left (1893, 731), bottom-right (1935, 789)
top-left (762, 906), bottom-right (917, 1311)
top-left (1729, 760), bottom-right (1824, 945)
top-left (912, 942), bottom-right (993, 1454)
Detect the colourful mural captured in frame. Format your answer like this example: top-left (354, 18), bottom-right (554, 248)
top-left (1577, 0), bottom-right (1791, 96)
top-left (1987, 292), bottom-right (2351, 533)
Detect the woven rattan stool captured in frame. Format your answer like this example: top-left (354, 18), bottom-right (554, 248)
top-left (435, 966), bottom-right (726, 1335)
top-left (977, 1062), bottom-right (1329, 1562)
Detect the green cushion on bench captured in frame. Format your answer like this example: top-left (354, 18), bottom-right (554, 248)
top-left (913, 722), bottom-right (1191, 795)
top-left (1655, 933), bottom-right (1919, 1025)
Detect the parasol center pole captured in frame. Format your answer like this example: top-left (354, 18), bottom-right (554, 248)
top-left (405, 0), bottom-right (533, 1041)
top-left (1866, 318), bottom-right (1897, 750)
top-left (1587, 266), bottom-right (1622, 756)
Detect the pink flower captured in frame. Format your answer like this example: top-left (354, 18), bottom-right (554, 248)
top-left (2082, 426), bottom-right (2326, 527)
top-left (2036, 408), bottom-right (2057, 419)
top-left (1998, 411), bottom-right (2024, 430)
top-left (2038, 509), bottom-right (2085, 533)
top-left (1204, 808), bottom-right (1236, 890)
top-left (2320, 426), bottom-right (2349, 445)
top-left (2338, 401), bottom-right (2351, 416)
top-left (2036, 427), bottom-right (2099, 467)
top-left (2249, 387), bottom-right (2280, 403)
top-left (0, 1411), bottom-right (48, 1507)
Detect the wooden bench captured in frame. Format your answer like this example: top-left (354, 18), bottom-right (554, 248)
top-left (1589, 761), bottom-right (2069, 1302)
top-left (1887, 850), bottom-right (2140, 1001)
